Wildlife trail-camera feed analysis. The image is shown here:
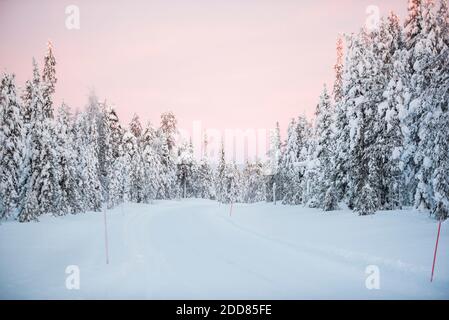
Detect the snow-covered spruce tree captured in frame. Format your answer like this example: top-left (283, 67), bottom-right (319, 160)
top-left (84, 94), bottom-right (113, 199)
top-left (73, 110), bottom-right (102, 212)
top-left (130, 113), bottom-right (143, 138)
top-left (106, 106), bottom-right (124, 159)
top-left (411, 0), bottom-right (448, 211)
top-left (363, 16), bottom-right (404, 211)
top-left (300, 119), bottom-right (316, 205)
top-left (333, 36), bottom-right (351, 203)
top-left (53, 103), bottom-right (82, 215)
top-left (127, 114), bottom-right (146, 202)
top-left (160, 111), bottom-right (177, 152)
top-left (216, 141), bottom-right (227, 203)
top-left (414, 1), bottom-right (449, 219)
top-left (378, 13), bottom-right (406, 210)
top-left (155, 112), bottom-right (178, 199)
top-left (108, 145), bottom-right (130, 209)
top-left (123, 128), bottom-right (145, 203)
top-left (176, 140), bottom-right (197, 198)
top-left (101, 103), bottom-right (124, 204)
top-left (42, 41), bottom-right (57, 119)
top-left (401, 0), bottom-right (425, 207)
top-left (428, 48), bottom-right (449, 220)
top-left (345, 31), bottom-right (380, 215)
top-left (222, 162), bottom-right (241, 204)
top-left (329, 36), bottom-right (344, 207)
top-left (194, 135), bottom-right (215, 199)
top-left (18, 60), bottom-right (60, 221)
top-left (279, 118), bottom-right (303, 205)
top-left (295, 116), bottom-right (313, 206)
top-left (156, 129), bottom-right (177, 199)
top-left (313, 85), bottom-right (338, 211)
top-left (141, 121), bottom-right (162, 202)
top-left (266, 122), bottom-right (282, 202)
top-left (0, 73), bottom-right (24, 220)
top-left (436, 0), bottom-right (449, 47)
top-left (21, 81), bottom-right (33, 126)
top-left (333, 36), bottom-right (344, 103)
top-left (242, 160), bottom-right (266, 203)
top-left (96, 101), bottom-right (112, 200)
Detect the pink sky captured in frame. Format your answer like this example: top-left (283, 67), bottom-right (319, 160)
top-left (0, 0), bottom-right (407, 134)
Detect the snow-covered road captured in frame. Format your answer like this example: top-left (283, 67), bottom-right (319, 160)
top-left (0, 199), bottom-right (448, 299)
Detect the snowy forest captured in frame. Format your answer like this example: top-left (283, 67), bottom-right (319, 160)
top-left (0, 0), bottom-right (448, 223)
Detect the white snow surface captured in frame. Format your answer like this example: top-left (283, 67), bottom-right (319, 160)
top-left (0, 199), bottom-right (448, 299)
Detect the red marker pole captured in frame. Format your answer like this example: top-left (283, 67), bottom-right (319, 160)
top-left (430, 219), bottom-right (442, 282)
top-left (103, 208), bottom-right (110, 265)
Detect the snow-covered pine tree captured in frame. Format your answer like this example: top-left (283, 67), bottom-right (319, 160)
top-left (0, 73), bottom-right (24, 220)
top-left (18, 60), bottom-right (60, 221)
top-left (42, 41), bottom-right (57, 119)
top-left (53, 103), bottom-right (82, 215)
top-left (313, 85), bottom-right (338, 211)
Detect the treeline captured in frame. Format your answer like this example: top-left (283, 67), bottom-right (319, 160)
top-left (268, 0), bottom-right (448, 218)
top-left (0, 0), bottom-right (448, 222)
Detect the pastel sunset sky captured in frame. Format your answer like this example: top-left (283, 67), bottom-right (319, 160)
top-left (0, 0), bottom-right (407, 134)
